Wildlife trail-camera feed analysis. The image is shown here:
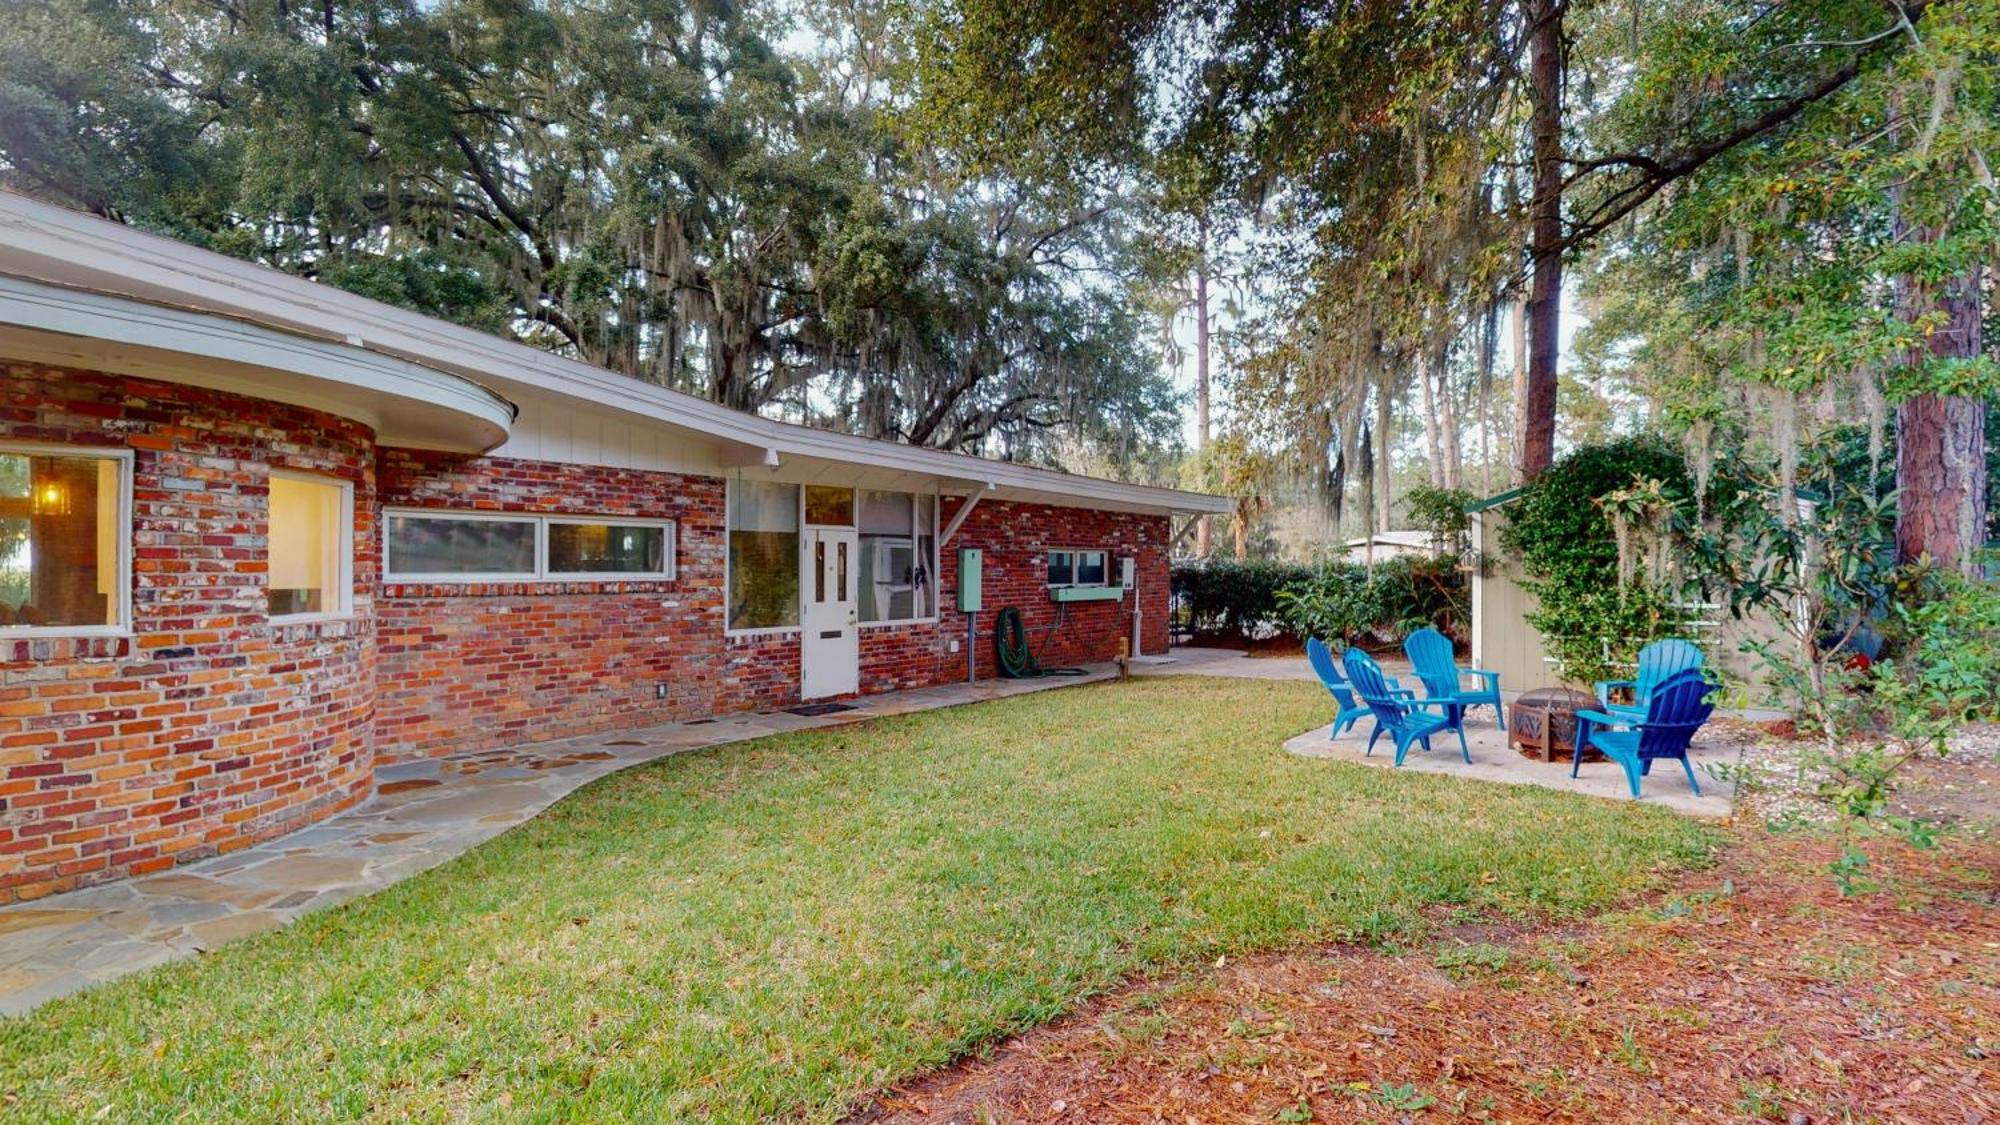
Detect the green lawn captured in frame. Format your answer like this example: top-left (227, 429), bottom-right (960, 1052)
top-left (0, 677), bottom-right (1714, 1121)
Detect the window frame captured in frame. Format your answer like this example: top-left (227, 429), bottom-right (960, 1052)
top-left (542, 516), bottom-right (677, 582)
top-left (724, 479), bottom-right (803, 637)
top-left (857, 489), bottom-right (941, 630)
top-left (382, 509), bottom-right (544, 584)
top-left (382, 509), bottom-right (681, 585)
top-left (267, 469), bottom-right (355, 624)
top-left (0, 441), bottom-right (134, 639)
top-left (1046, 547), bottom-right (1110, 589)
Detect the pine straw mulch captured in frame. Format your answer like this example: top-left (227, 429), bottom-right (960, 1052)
top-left (853, 830), bottom-right (1999, 1124)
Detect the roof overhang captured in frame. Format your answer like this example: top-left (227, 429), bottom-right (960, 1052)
top-left (0, 190), bottom-right (1231, 517)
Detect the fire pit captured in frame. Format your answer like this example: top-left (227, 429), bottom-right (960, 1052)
top-left (1508, 687), bottom-right (1604, 763)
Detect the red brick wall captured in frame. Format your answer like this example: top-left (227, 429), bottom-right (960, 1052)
top-left (0, 366), bottom-right (1175, 898)
top-left (859, 498), bottom-right (1171, 691)
top-left (372, 450), bottom-right (753, 760)
top-left (0, 364), bottom-right (376, 902)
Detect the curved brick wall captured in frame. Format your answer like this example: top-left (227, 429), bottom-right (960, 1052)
top-left (0, 365), bottom-right (377, 902)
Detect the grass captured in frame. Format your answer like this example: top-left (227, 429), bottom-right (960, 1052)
top-left (0, 677), bottom-right (1714, 1121)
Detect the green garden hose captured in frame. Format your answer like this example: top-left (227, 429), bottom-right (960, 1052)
top-left (993, 605), bottom-right (1089, 678)
top-left (994, 605), bottom-right (1040, 678)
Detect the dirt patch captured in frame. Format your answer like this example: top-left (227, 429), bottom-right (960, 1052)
top-left (854, 831), bottom-right (2000, 1124)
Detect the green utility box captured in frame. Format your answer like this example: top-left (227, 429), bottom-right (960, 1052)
top-left (957, 548), bottom-right (983, 613)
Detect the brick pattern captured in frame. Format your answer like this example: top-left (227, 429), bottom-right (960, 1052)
top-left (1, 365), bottom-right (1173, 899)
top-left (0, 364), bottom-right (376, 902)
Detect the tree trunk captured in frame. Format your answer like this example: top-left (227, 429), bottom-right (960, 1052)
top-left (1195, 237), bottom-right (1213, 558)
top-left (1375, 365), bottom-right (1394, 532)
top-left (1435, 335), bottom-right (1462, 489)
top-left (1478, 297), bottom-right (1498, 494)
top-left (1520, 0), bottom-right (1565, 480)
top-left (1894, 263), bottom-right (1988, 571)
top-left (1419, 353), bottom-right (1447, 488)
top-left (1509, 288), bottom-right (1528, 482)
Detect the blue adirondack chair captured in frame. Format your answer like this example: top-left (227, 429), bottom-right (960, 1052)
top-left (1594, 638), bottom-right (1704, 721)
top-left (1571, 669), bottom-right (1717, 798)
top-left (1307, 637), bottom-right (1414, 739)
top-left (1404, 627), bottom-right (1505, 730)
top-left (1343, 648), bottom-right (1469, 766)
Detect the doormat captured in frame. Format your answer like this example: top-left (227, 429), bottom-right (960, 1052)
top-left (786, 702), bottom-right (859, 717)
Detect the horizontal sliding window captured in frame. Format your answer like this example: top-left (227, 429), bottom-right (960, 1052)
top-left (385, 511), bottom-right (674, 582)
top-left (547, 520), bottom-right (672, 579)
top-left (0, 446), bottom-right (129, 634)
top-left (1047, 548), bottom-right (1108, 588)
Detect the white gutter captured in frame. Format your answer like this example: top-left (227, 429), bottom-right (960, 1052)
top-left (0, 190), bottom-right (1232, 517)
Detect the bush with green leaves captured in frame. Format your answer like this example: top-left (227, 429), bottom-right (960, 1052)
top-left (1274, 556), bottom-right (1469, 647)
top-left (1500, 436), bottom-right (1697, 684)
top-left (1169, 558), bottom-right (1313, 639)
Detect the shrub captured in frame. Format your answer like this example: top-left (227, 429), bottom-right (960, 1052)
top-left (1500, 436), bottom-right (1696, 684)
top-left (1170, 558), bottom-right (1313, 639)
top-left (1273, 556), bottom-right (1469, 647)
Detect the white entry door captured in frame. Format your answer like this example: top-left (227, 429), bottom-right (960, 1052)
top-left (801, 526), bottom-right (859, 699)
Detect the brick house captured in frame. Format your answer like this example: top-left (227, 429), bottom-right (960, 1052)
top-left (0, 191), bottom-right (1228, 903)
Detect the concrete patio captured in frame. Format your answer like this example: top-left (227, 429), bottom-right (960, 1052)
top-left (1282, 714), bottom-right (1739, 817)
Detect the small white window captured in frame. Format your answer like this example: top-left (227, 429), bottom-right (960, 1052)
top-left (0, 444), bottom-right (131, 635)
top-left (546, 518), bottom-right (674, 580)
top-left (1046, 548), bottom-right (1108, 588)
top-left (268, 472), bottom-right (352, 620)
top-left (385, 511), bottom-right (540, 581)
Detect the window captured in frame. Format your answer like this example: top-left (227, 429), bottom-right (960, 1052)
top-left (804, 485), bottom-right (854, 526)
top-left (857, 489), bottom-right (937, 623)
top-left (1047, 548), bottom-right (1109, 588)
top-left (386, 512), bottom-right (539, 580)
top-left (547, 519), bottom-right (673, 579)
top-left (0, 446), bottom-right (129, 634)
top-left (383, 512), bottom-right (676, 582)
top-left (268, 473), bottom-right (352, 619)
top-left (728, 480), bottom-right (800, 631)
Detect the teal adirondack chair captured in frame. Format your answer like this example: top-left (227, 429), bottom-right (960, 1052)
top-left (1594, 638), bottom-right (1704, 722)
top-left (1343, 648), bottom-right (1469, 766)
top-left (1572, 669), bottom-right (1717, 798)
top-left (1404, 627), bottom-right (1505, 730)
top-left (1306, 637), bottom-right (1412, 739)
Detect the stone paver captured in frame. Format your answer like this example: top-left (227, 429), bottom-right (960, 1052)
top-left (0, 661), bottom-right (1125, 1015)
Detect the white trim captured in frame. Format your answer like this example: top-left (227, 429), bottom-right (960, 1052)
top-left (939, 486), bottom-right (988, 546)
top-left (543, 516), bottom-right (677, 582)
top-left (381, 508), bottom-right (544, 584)
top-left (0, 441), bottom-right (133, 637)
top-left (267, 470), bottom-right (355, 622)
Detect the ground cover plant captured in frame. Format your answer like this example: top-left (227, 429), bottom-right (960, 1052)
top-left (0, 677), bottom-right (1711, 1121)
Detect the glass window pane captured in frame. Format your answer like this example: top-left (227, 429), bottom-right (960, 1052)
top-left (0, 452), bottom-right (120, 629)
top-left (729, 529), bottom-right (800, 629)
top-left (729, 481), bottom-right (800, 630)
top-left (804, 485), bottom-right (853, 526)
top-left (1047, 550), bottom-right (1074, 586)
top-left (1077, 551), bottom-right (1107, 586)
top-left (547, 522), bottom-right (668, 575)
top-left (732, 480), bottom-right (799, 533)
top-left (387, 515), bottom-right (536, 576)
top-left (858, 491), bottom-right (925, 623)
top-left (269, 475), bottom-right (346, 617)
top-left (914, 494), bottom-right (935, 618)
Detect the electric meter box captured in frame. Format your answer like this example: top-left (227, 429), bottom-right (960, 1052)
top-left (1120, 556), bottom-right (1136, 587)
top-left (957, 548), bottom-right (983, 613)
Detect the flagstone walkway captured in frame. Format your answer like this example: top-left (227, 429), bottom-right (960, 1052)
top-left (0, 663), bottom-right (1134, 1015)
